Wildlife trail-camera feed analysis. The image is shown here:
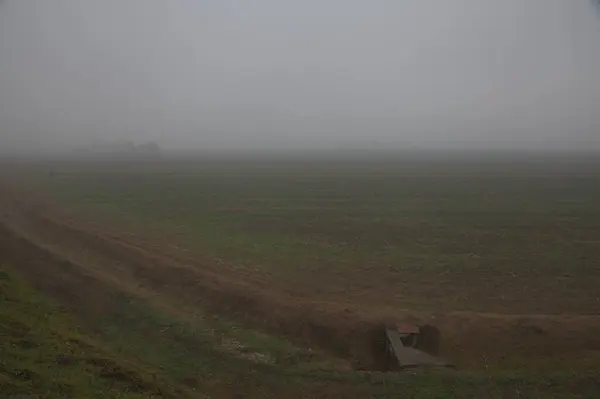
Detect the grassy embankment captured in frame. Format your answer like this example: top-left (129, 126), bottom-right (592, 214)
top-left (2, 262), bottom-right (600, 398)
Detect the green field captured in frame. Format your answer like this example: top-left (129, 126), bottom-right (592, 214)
top-left (0, 263), bottom-right (198, 398)
top-left (4, 151), bottom-right (600, 397)
top-left (2, 247), bottom-right (599, 398)
top-left (32, 153), bottom-right (600, 314)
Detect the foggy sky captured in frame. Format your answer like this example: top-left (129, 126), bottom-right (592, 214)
top-left (1, 0), bottom-right (599, 153)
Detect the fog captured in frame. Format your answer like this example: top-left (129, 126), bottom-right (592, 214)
top-left (0, 1), bottom-right (599, 154)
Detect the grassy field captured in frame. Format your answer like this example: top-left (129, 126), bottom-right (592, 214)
top-left (3, 151), bottom-right (600, 397)
top-left (0, 263), bottom-right (198, 398)
top-left (2, 255), bottom-right (600, 399)
top-left (29, 153), bottom-right (600, 314)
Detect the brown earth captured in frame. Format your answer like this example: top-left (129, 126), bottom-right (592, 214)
top-left (2, 178), bottom-right (600, 371)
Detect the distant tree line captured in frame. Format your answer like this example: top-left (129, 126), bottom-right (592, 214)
top-left (73, 140), bottom-right (161, 160)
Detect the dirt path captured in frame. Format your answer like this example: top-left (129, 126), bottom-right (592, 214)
top-left (2, 179), bottom-right (600, 370)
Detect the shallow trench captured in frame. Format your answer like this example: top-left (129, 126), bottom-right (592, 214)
top-left (2, 188), bottom-right (600, 372)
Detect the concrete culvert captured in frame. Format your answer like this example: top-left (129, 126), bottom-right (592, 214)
top-left (352, 322), bottom-right (451, 372)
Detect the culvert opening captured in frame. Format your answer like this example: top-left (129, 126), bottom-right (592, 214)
top-left (351, 323), bottom-right (451, 372)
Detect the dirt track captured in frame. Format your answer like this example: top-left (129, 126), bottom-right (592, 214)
top-left (2, 179), bottom-right (600, 370)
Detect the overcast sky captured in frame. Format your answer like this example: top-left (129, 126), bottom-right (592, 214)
top-left (0, 0), bottom-right (599, 152)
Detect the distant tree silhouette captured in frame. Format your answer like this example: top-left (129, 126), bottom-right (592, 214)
top-left (137, 142), bottom-right (161, 155)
